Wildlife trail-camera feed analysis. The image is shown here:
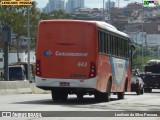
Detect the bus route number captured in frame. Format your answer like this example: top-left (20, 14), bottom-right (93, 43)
top-left (77, 62), bottom-right (87, 67)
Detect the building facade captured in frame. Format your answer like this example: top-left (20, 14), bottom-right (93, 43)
top-left (43, 0), bottom-right (65, 13)
top-left (106, 0), bottom-right (115, 10)
top-left (66, 0), bottom-right (84, 13)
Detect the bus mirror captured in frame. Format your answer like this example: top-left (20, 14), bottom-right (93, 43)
top-left (131, 44), bottom-right (135, 51)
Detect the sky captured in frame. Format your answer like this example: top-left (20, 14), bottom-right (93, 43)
top-left (34, 0), bottom-right (143, 9)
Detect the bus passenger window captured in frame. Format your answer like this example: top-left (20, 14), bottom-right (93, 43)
top-left (106, 34), bottom-right (109, 54)
top-left (125, 41), bottom-right (129, 58)
top-left (118, 38), bottom-right (122, 57)
top-left (98, 31), bottom-right (102, 53)
top-left (122, 39), bottom-right (124, 57)
top-left (110, 35), bottom-right (113, 55)
top-left (113, 36), bottom-right (116, 55)
top-left (102, 32), bottom-right (106, 53)
top-left (115, 37), bottom-right (118, 56)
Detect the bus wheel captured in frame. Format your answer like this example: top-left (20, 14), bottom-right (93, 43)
top-left (117, 86), bottom-right (125, 100)
top-left (94, 93), bottom-right (103, 101)
top-left (59, 93), bottom-right (68, 101)
top-left (117, 92), bottom-right (124, 99)
top-left (77, 94), bottom-right (83, 100)
top-left (51, 91), bottom-right (59, 101)
top-left (104, 80), bottom-right (111, 102)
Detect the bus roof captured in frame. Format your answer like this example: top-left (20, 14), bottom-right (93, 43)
top-left (89, 21), bottom-right (130, 39)
top-left (39, 19), bottom-right (130, 39)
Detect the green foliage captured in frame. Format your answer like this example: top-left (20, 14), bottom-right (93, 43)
top-left (0, 2), bottom-right (41, 44)
top-left (49, 10), bottom-right (71, 19)
top-left (29, 2), bottom-right (41, 43)
top-left (0, 2), bottom-right (41, 62)
top-left (133, 44), bottom-right (155, 70)
top-left (40, 12), bottom-right (50, 20)
top-left (0, 6), bottom-right (27, 39)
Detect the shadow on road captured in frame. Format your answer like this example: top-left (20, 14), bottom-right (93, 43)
top-left (12, 95), bottom-right (126, 106)
top-left (125, 90), bottom-right (160, 95)
top-left (10, 93), bottom-right (160, 111)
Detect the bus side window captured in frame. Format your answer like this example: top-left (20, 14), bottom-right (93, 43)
top-left (118, 38), bottom-right (122, 57)
top-left (115, 37), bottom-right (118, 56)
top-left (102, 32), bottom-right (106, 53)
top-left (124, 40), bottom-right (129, 58)
top-left (98, 31), bottom-right (102, 53)
top-left (127, 41), bottom-right (129, 58)
top-left (106, 33), bottom-right (109, 54)
top-left (112, 36), bottom-right (116, 55)
top-left (110, 35), bottom-right (113, 55)
top-left (121, 39), bottom-right (125, 57)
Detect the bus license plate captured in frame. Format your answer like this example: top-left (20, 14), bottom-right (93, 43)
top-left (60, 82), bottom-right (70, 86)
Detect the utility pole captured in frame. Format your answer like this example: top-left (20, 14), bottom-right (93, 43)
top-left (141, 0), bottom-right (144, 70)
top-left (103, 0), bottom-right (105, 21)
top-left (27, 6), bottom-right (31, 82)
top-left (2, 27), bottom-right (12, 81)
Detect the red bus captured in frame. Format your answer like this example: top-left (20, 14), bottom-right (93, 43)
top-left (35, 20), bottom-right (134, 101)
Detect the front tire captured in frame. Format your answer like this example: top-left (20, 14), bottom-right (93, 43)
top-left (136, 83), bottom-right (140, 95)
top-left (140, 88), bottom-right (144, 94)
top-left (140, 85), bottom-right (144, 95)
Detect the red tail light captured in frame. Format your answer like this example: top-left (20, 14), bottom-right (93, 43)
top-left (36, 60), bottom-right (41, 76)
top-left (89, 62), bottom-right (96, 78)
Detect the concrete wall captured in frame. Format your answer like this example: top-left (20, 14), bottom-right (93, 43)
top-left (0, 81), bottom-right (32, 95)
top-left (0, 81), bottom-right (50, 95)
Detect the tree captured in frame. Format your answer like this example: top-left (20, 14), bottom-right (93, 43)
top-left (49, 10), bottom-right (71, 19)
top-left (0, 6), bottom-right (27, 61)
top-left (0, 2), bottom-right (40, 62)
top-left (133, 44), bottom-right (154, 70)
top-left (39, 12), bottom-right (50, 20)
top-left (29, 2), bottom-right (41, 44)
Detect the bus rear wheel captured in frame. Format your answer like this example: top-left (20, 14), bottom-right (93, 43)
top-left (94, 81), bottom-right (111, 102)
top-left (51, 91), bottom-right (68, 101)
top-left (77, 94), bottom-right (83, 100)
top-left (104, 80), bottom-right (111, 102)
top-left (51, 91), bottom-right (59, 101)
top-left (117, 92), bottom-right (124, 99)
top-left (59, 93), bottom-right (68, 101)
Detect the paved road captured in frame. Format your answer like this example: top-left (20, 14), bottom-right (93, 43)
top-left (0, 90), bottom-right (160, 120)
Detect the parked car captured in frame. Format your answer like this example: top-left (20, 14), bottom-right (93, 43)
top-left (131, 69), bottom-right (144, 95)
top-left (9, 65), bottom-right (26, 81)
top-left (9, 62), bottom-right (35, 82)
